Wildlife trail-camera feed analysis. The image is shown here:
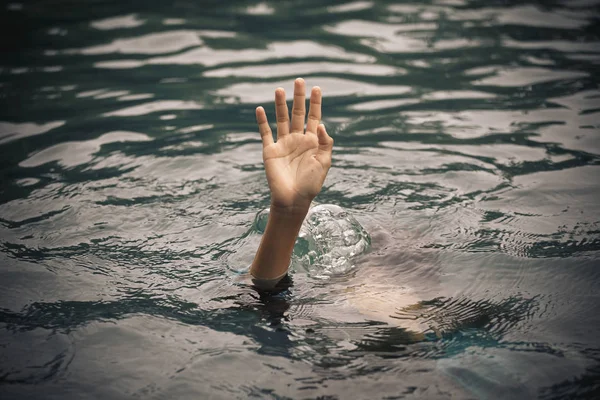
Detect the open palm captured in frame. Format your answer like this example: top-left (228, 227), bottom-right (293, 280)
top-left (256, 78), bottom-right (333, 213)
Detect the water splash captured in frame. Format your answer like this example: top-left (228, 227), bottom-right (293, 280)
top-left (253, 204), bottom-right (371, 278)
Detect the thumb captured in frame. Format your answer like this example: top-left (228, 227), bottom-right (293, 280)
top-left (316, 124), bottom-right (333, 168)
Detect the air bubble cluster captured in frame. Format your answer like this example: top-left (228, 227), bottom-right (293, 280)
top-left (254, 204), bottom-right (371, 278)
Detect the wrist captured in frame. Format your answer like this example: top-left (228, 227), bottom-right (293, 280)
top-left (269, 201), bottom-right (312, 219)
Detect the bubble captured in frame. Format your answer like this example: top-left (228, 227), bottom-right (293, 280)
top-left (253, 207), bottom-right (270, 233)
top-left (253, 204), bottom-right (371, 278)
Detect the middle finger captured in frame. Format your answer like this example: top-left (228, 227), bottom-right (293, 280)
top-left (290, 78), bottom-right (306, 133)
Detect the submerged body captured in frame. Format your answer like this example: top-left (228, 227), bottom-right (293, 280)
top-left (247, 79), bottom-right (427, 333)
top-left (246, 203), bottom-right (428, 335)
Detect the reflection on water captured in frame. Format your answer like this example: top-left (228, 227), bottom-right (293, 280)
top-left (1, 0), bottom-right (599, 398)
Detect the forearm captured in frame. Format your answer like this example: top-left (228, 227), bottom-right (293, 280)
top-left (250, 206), bottom-right (308, 282)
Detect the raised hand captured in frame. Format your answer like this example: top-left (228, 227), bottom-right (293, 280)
top-left (256, 78), bottom-right (333, 215)
top-left (250, 78), bottom-right (333, 285)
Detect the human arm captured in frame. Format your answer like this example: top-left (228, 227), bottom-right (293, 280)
top-left (250, 78), bottom-right (334, 288)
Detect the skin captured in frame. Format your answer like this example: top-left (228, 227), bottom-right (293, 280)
top-left (250, 78), bottom-right (334, 283)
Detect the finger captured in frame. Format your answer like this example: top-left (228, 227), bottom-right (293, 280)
top-left (290, 78), bottom-right (306, 133)
top-left (316, 124), bottom-right (333, 169)
top-left (306, 86), bottom-right (322, 134)
top-left (256, 106), bottom-right (274, 148)
top-left (275, 87), bottom-right (290, 139)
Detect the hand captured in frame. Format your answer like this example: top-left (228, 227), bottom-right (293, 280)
top-left (256, 78), bottom-right (334, 215)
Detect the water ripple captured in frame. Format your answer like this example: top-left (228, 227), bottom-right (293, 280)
top-left (1, 0), bottom-right (599, 398)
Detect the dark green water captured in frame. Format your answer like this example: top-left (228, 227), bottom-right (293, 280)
top-left (1, 0), bottom-right (599, 399)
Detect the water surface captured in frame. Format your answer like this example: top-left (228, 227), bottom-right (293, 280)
top-left (1, 0), bottom-right (599, 399)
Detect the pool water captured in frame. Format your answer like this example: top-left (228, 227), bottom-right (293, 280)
top-left (1, 1), bottom-right (599, 399)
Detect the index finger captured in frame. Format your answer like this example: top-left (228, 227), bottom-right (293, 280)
top-left (291, 78), bottom-right (306, 133)
top-left (306, 86), bottom-right (322, 134)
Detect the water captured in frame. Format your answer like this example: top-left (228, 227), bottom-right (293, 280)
top-left (1, 0), bottom-right (599, 398)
